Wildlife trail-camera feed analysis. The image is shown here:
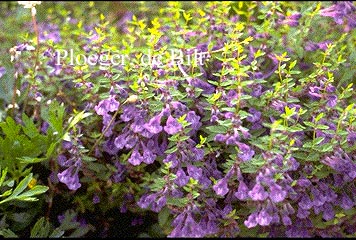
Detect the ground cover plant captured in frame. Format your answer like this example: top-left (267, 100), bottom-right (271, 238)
top-left (0, 1), bottom-right (355, 238)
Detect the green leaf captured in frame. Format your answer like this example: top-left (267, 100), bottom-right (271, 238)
top-left (41, 101), bottom-right (65, 136)
top-left (16, 185), bottom-right (49, 198)
top-left (313, 137), bottom-right (325, 145)
top-left (30, 217), bottom-right (51, 237)
top-left (206, 125), bottom-right (228, 134)
top-left (21, 113), bottom-right (39, 139)
top-left (0, 229), bottom-right (18, 238)
top-left (165, 146), bottom-right (177, 154)
top-left (0, 168), bottom-right (8, 187)
top-left (49, 229), bottom-right (65, 238)
top-left (166, 197), bottom-right (189, 208)
top-left (0, 117), bottom-right (21, 140)
top-left (67, 111), bottom-right (92, 130)
top-left (0, 189), bottom-right (12, 198)
top-left (315, 124), bottom-right (329, 130)
top-left (10, 173), bottom-right (33, 198)
top-left (46, 142), bottom-right (57, 158)
top-left (17, 157), bottom-right (47, 164)
top-left (158, 207), bottom-right (170, 227)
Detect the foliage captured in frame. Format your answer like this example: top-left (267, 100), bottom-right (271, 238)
top-left (0, 1), bottom-right (355, 238)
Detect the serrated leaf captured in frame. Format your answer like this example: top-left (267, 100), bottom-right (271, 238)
top-left (22, 113), bottom-right (39, 139)
top-left (0, 117), bottom-right (21, 140)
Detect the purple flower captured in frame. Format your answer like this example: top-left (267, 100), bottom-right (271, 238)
top-left (308, 86), bottom-right (322, 100)
top-left (41, 121), bottom-right (49, 134)
top-left (141, 141), bottom-right (157, 164)
top-left (247, 108), bottom-right (261, 123)
top-left (281, 13), bottom-right (302, 27)
top-left (125, 134), bottom-right (139, 149)
top-left (120, 105), bottom-right (136, 122)
top-left (305, 41), bottom-right (319, 51)
top-left (186, 111), bottom-right (202, 131)
top-left (57, 154), bottom-right (68, 167)
top-left (297, 207), bottom-right (310, 219)
top-left (114, 132), bottom-right (128, 150)
top-left (251, 84), bottom-right (263, 97)
top-left (128, 146), bottom-right (143, 166)
top-left (248, 182), bottom-right (268, 201)
top-left (320, 2), bottom-right (356, 26)
top-left (188, 78), bottom-right (215, 94)
top-left (187, 165), bottom-right (203, 181)
top-left (57, 165), bottom-right (81, 191)
top-left (298, 194), bottom-right (313, 210)
top-left (137, 194), bottom-right (156, 209)
top-left (326, 94), bottom-right (337, 107)
top-left (103, 138), bottom-right (119, 155)
top-left (269, 184), bottom-right (287, 203)
top-left (282, 215), bottom-right (292, 226)
top-left (213, 178), bottom-right (229, 196)
top-left (164, 115), bottom-right (182, 135)
top-left (94, 96), bottom-right (120, 116)
top-left (152, 195), bottom-right (166, 212)
top-left (237, 143), bottom-right (255, 161)
top-left (0, 67), bottom-right (6, 78)
top-left (93, 194), bottom-right (100, 204)
top-left (347, 131), bottom-right (356, 145)
top-left (339, 192), bottom-right (354, 210)
top-left (163, 153), bottom-right (178, 168)
top-left (297, 178), bottom-right (311, 187)
top-left (174, 168), bottom-right (189, 187)
top-left (256, 209), bottom-right (273, 226)
top-left (322, 203), bottom-right (335, 221)
top-left (130, 117), bottom-right (145, 133)
top-left (244, 212), bottom-right (258, 228)
top-left (144, 114), bottom-right (163, 134)
top-left (234, 180), bottom-right (249, 200)
top-left (214, 133), bottom-right (227, 142)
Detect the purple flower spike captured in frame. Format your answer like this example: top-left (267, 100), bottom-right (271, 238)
top-left (164, 115), bottom-right (182, 135)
